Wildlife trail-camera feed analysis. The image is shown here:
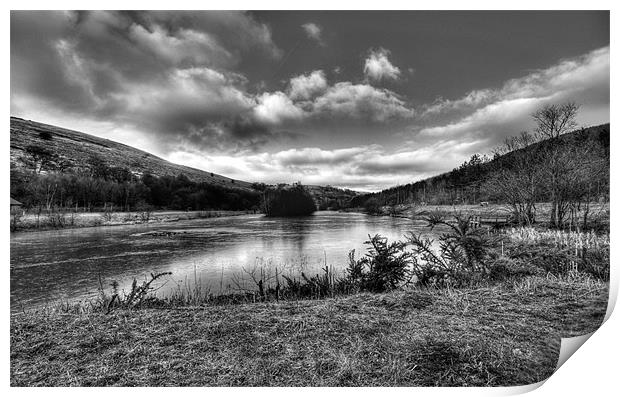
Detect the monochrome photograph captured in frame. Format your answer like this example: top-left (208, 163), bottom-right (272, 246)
top-left (9, 9), bottom-right (610, 387)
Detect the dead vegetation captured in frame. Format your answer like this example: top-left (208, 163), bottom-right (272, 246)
top-left (10, 274), bottom-right (607, 386)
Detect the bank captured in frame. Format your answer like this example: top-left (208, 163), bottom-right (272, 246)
top-left (10, 274), bottom-right (607, 387)
top-left (10, 209), bottom-right (257, 232)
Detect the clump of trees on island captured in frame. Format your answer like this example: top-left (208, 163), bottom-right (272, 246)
top-left (261, 183), bottom-right (316, 217)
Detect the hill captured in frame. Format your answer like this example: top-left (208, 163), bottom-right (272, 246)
top-left (350, 123), bottom-right (610, 208)
top-left (10, 117), bottom-right (253, 190)
top-left (9, 117), bottom-right (360, 211)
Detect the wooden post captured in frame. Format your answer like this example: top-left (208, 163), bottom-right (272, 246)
top-left (258, 280), bottom-right (264, 301)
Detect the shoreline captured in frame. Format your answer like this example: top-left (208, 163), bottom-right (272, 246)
top-left (10, 209), bottom-right (258, 233)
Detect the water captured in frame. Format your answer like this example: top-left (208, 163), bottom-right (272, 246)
top-left (10, 211), bottom-right (438, 311)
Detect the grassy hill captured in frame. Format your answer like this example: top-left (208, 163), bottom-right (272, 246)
top-left (10, 117), bottom-right (254, 190)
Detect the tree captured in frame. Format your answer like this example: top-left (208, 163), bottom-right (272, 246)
top-left (23, 144), bottom-right (56, 174)
top-left (532, 102), bottom-right (579, 140)
top-left (485, 131), bottom-right (542, 225)
top-left (532, 102), bottom-right (581, 228)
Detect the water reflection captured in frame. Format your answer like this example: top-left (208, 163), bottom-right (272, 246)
top-left (10, 211), bottom-right (437, 311)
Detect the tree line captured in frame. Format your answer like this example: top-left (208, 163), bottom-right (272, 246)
top-left (349, 102), bottom-right (610, 229)
top-left (10, 153), bottom-right (262, 212)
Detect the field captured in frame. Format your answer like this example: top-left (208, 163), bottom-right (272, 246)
top-left (10, 274), bottom-right (607, 387)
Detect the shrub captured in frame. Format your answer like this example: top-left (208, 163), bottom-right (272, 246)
top-left (98, 272), bottom-right (173, 312)
top-left (405, 213), bottom-right (499, 286)
top-left (38, 130), bottom-right (53, 140)
top-left (345, 234), bottom-right (412, 292)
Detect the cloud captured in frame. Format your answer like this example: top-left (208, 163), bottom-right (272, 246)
top-left (416, 46), bottom-right (610, 151)
top-left (311, 82), bottom-right (414, 122)
top-left (253, 91), bottom-right (305, 124)
top-left (301, 22), bottom-right (323, 44)
top-left (363, 47), bottom-right (401, 83)
top-left (284, 71), bottom-right (414, 123)
top-left (422, 46), bottom-right (609, 118)
top-left (10, 11), bottom-right (286, 152)
top-left (288, 70), bottom-right (328, 101)
top-left (11, 11), bottom-right (609, 192)
top-left (128, 23), bottom-right (234, 68)
top-left (167, 142), bottom-right (468, 192)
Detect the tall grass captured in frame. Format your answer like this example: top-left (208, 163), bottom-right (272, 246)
top-left (502, 227), bottom-right (610, 281)
top-left (506, 227), bottom-right (609, 251)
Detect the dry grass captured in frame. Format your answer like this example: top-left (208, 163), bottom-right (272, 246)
top-left (10, 276), bottom-right (607, 387)
top-left (12, 209), bottom-right (254, 232)
top-left (506, 227), bottom-right (609, 251)
top-left (398, 202), bottom-right (609, 227)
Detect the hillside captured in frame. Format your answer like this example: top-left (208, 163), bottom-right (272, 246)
top-left (306, 185), bottom-right (359, 210)
top-left (350, 123), bottom-right (610, 208)
top-left (10, 117), bottom-right (360, 211)
top-left (10, 117), bottom-right (254, 190)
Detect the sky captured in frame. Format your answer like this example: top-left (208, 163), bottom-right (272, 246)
top-left (10, 11), bottom-right (610, 191)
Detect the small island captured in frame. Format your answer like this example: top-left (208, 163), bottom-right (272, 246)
top-left (262, 183), bottom-right (316, 217)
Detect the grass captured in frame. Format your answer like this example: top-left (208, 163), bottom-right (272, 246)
top-left (11, 209), bottom-right (256, 232)
top-left (505, 227), bottom-right (609, 251)
top-left (385, 202), bottom-right (610, 231)
top-left (10, 274), bottom-right (607, 387)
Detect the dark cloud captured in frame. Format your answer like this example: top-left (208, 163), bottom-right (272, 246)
top-left (11, 11), bottom-right (285, 152)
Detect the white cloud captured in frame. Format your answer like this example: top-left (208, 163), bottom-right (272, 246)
top-left (301, 23), bottom-right (323, 45)
top-left (423, 46), bottom-right (609, 118)
top-left (167, 142), bottom-right (470, 192)
top-left (363, 47), bottom-right (401, 83)
top-left (253, 91), bottom-right (305, 124)
top-left (416, 46), bottom-right (610, 151)
top-left (129, 23), bottom-right (234, 68)
top-left (311, 82), bottom-right (414, 122)
top-left (288, 70), bottom-right (328, 101)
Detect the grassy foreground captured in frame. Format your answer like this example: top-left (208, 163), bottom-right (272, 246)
top-left (10, 274), bottom-right (607, 387)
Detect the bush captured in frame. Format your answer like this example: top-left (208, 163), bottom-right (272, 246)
top-left (345, 234), bottom-right (412, 292)
top-left (405, 213), bottom-right (499, 286)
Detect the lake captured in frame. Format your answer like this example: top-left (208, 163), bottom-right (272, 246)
top-left (10, 211), bottom-right (439, 311)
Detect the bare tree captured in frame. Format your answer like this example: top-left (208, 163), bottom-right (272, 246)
top-left (485, 133), bottom-right (543, 225)
top-left (531, 102), bottom-right (583, 228)
top-left (532, 102), bottom-right (579, 140)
